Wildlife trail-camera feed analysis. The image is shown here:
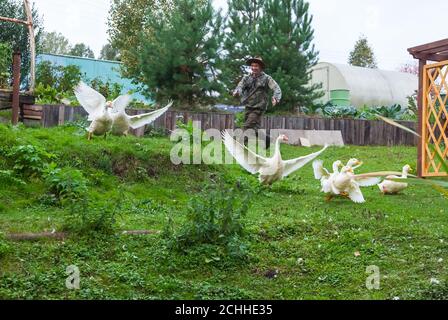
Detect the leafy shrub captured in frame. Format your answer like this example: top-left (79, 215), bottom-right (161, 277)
top-left (310, 102), bottom-right (416, 121)
top-left (1, 143), bottom-right (90, 204)
top-left (358, 104), bottom-right (416, 121)
top-left (0, 169), bottom-right (25, 185)
top-left (166, 186), bottom-right (251, 260)
top-left (35, 62), bottom-right (82, 105)
top-left (317, 104), bottom-right (358, 118)
top-left (36, 61), bottom-right (82, 93)
top-left (64, 198), bottom-right (121, 234)
top-left (35, 61), bottom-right (127, 105)
top-left (235, 112), bottom-right (244, 128)
top-left (89, 77), bottom-right (123, 100)
top-left (0, 43), bottom-right (12, 88)
top-left (2, 144), bottom-right (56, 179)
top-left (407, 91), bottom-right (418, 115)
top-left (43, 164), bottom-right (88, 203)
top-left (34, 83), bottom-right (59, 105)
top-left (366, 104), bottom-right (403, 119)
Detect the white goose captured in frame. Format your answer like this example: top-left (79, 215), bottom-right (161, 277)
top-left (313, 161), bottom-right (395, 203)
top-left (313, 160), bottom-right (343, 194)
top-left (346, 158), bottom-right (363, 171)
top-left (329, 165), bottom-right (383, 203)
top-left (378, 165), bottom-right (412, 195)
top-left (74, 82), bottom-right (113, 140)
top-left (110, 97), bottom-right (173, 136)
top-left (222, 131), bottom-right (328, 185)
top-left (313, 159), bottom-right (364, 195)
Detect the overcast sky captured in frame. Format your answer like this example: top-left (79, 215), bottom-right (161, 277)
top-left (33, 0), bottom-right (448, 71)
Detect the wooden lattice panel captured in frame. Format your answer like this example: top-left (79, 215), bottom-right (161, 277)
top-left (422, 60), bottom-right (448, 177)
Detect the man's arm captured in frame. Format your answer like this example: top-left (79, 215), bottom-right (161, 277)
top-left (268, 76), bottom-right (282, 105)
top-left (233, 76), bottom-right (247, 97)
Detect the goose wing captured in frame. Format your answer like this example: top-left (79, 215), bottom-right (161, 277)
top-left (74, 82), bottom-right (106, 121)
top-left (353, 171), bottom-right (406, 187)
top-left (347, 183), bottom-right (366, 203)
top-left (283, 145), bottom-right (328, 178)
top-left (112, 95), bottom-right (132, 114)
top-left (222, 130), bottom-right (267, 174)
top-left (128, 101), bottom-right (173, 129)
top-left (313, 160), bottom-right (330, 180)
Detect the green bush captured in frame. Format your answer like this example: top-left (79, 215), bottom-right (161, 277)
top-left (1, 144), bottom-right (56, 179)
top-left (36, 61), bottom-right (83, 104)
top-left (235, 112), bottom-right (244, 128)
top-left (0, 43), bottom-right (12, 88)
top-left (309, 102), bottom-right (416, 121)
top-left (34, 83), bottom-right (59, 105)
top-left (43, 164), bottom-right (88, 203)
top-left (89, 77), bottom-right (123, 101)
top-left (36, 61), bottom-right (82, 93)
top-left (316, 103), bottom-right (358, 118)
top-left (64, 198), bottom-right (121, 234)
top-left (167, 186), bottom-right (251, 260)
top-left (35, 61), bottom-right (127, 105)
top-left (0, 169), bottom-right (25, 186)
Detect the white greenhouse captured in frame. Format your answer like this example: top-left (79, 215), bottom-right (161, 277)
top-left (310, 62), bottom-right (418, 108)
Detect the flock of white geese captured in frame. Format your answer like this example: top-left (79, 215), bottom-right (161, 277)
top-left (76, 82), bottom-right (413, 204)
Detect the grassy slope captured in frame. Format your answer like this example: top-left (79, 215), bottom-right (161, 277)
top-left (0, 123), bottom-right (447, 300)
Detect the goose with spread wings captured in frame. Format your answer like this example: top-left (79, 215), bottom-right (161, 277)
top-left (222, 131), bottom-right (328, 185)
top-left (74, 82), bottom-right (114, 140)
top-left (313, 160), bottom-right (405, 203)
top-left (110, 97), bottom-right (173, 136)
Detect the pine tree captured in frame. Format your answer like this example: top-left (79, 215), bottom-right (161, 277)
top-left (135, 0), bottom-right (224, 108)
top-left (224, 0), bottom-right (321, 112)
top-left (221, 0), bottom-right (265, 100)
top-left (348, 36), bottom-right (377, 68)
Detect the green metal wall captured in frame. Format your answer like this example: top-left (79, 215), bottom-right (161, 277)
top-left (36, 53), bottom-right (150, 102)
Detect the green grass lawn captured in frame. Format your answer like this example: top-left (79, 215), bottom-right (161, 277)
top-left (0, 122), bottom-right (447, 300)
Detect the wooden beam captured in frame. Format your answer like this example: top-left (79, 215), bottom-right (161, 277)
top-left (0, 16), bottom-right (29, 25)
top-left (408, 38), bottom-right (448, 54)
top-left (0, 0), bottom-right (36, 93)
top-left (23, 0), bottom-right (36, 92)
top-left (11, 52), bottom-right (21, 125)
top-left (411, 53), bottom-right (448, 62)
top-left (417, 59), bottom-right (426, 177)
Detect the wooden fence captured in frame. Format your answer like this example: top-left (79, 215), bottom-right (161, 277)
top-left (0, 89), bottom-right (35, 110)
top-left (26, 104), bottom-right (418, 146)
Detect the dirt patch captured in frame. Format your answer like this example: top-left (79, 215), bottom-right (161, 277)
top-left (112, 156), bottom-right (141, 178)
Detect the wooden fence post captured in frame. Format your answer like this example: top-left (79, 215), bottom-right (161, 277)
top-left (58, 104), bottom-right (65, 125)
top-left (11, 51), bottom-right (21, 125)
top-left (417, 59), bottom-right (426, 177)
